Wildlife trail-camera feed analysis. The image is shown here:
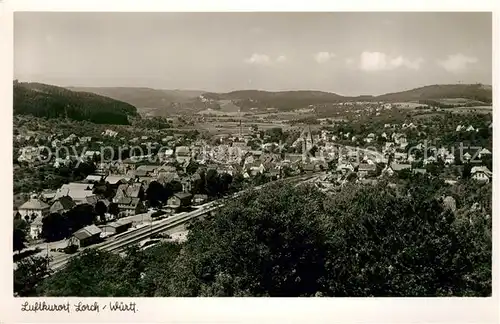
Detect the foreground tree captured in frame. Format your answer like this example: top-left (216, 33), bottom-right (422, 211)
top-left (34, 182), bottom-right (491, 297)
top-left (169, 184), bottom-right (330, 296)
top-left (13, 225), bottom-right (28, 253)
top-left (170, 183), bottom-right (491, 297)
top-left (14, 255), bottom-right (51, 296)
top-left (41, 212), bottom-right (68, 242)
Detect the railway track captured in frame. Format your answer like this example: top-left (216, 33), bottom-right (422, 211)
top-left (49, 172), bottom-right (323, 271)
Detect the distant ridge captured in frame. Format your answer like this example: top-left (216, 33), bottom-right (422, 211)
top-left (67, 86), bottom-right (206, 109)
top-left (14, 82), bottom-right (139, 124)
top-left (65, 83), bottom-right (492, 113)
top-left (201, 84), bottom-right (492, 111)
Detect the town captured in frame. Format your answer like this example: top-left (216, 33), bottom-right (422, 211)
top-left (13, 99), bottom-right (493, 260)
top-left (12, 11), bottom-right (492, 301)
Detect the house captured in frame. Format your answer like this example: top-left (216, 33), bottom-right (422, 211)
top-left (357, 163), bottom-right (376, 178)
top-left (250, 150), bottom-right (263, 157)
top-left (375, 156), bottom-right (388, 164)
top-left (248, 163), bottom-right (266, 176)
top-left (364, 133), bottom-right (376, 143)
top-left (30, 216), bottom-right (43, 240)
top-left (113, 183), bottom-right (144, 202)
top-left (444, 179), bottom-right (458, 186)
top-left (384, 142), bottom-right (395, 151)
top-left (243, 155), bottom-right (256, 167)
top-left (18, 196), bottom-right (50, 220)
top-left (102, 129), bottom-right (118, 137)
top-left (116, 197), bottom-right (147, 217)
top-left (158, 171), bottom-right (181, 185)
top-left (69, 225), bottom-right (102, 248)
top-left (55, 183), bottom-right (95, 204)
top-left (412, 168), bottom-right (427, 175)
top-left (51, 139), bottom-right (62, 148)
top-left (99, 219), bottom-right (133, 236)
top-left (137, 177), bottom-right (155, 186)
top-left (85, 174), bottom-right (104, 183)
top-left (382, 163), bottom-right (411, 176)
top-left (391, 163), bottom-right (411, 172)
top-left (181, 173), bottom-right (201, 193)
top-left (136, 165), bottom-right (159, 176)
top-left (84, 150), bottom-right (101, 160)
top-left (105, 175), bottom-right (131, 187)
top-left (40, 190), bottom-right (57, 202)
top-left (445, 154), bottom-right (455, 165)
top-left (17, 146), bottom-right (42, 163)
top-left (175, 146), bottom-right (191, 164)
top-left (478, 148), bottom-right (492, 159)
top-left (158, 148), bottom-right (175, 161)
top-left (423, 156), bottom-right (437, 165)
top-left (456, 125), bottom-right (465, 132)
top-left (463, 152), bottom-right (472, 161)
top-left (156, 165), bottom-right (177, 175)
top-left (336, 162), bottom-right (355, 174)
top-left (471, 166), bottom-right (492, 183)
top-left (50, 196), bottom-right (76, 214)
top-left (62, 133), bottom-right (77, 144)
top-left (192, 194), bottom-right (208, 205)
top-left (394, 152), bottom-right (407, 162)
top-left (166, 192), bottom-right (193, 212)
top-left (466, 125), bottom-right (475, 132)
top-left (79, 136), bottom-right (92, 143)
top-left (301, 163), bottom-right (315, 174)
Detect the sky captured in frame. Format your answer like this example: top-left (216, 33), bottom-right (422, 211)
top-left (14, 12), bottom-right (492, 96)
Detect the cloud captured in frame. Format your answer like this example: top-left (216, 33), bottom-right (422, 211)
top-left (244, 54), bottom-right (288, 65)
top-left (276, 55), bottom-right (288, 63)
top-left (314, 52), bottom-right (336, 64)
top-left (437, 54), bottom-right (478, 73)
top-left (249, 27), bottom-right (264, 35)
top-left (244, 53), bottom-right (272, 65)
top-left (359, 51), bottom-right (424, 72)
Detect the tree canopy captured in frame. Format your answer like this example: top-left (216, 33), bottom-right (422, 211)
top-left (32, 180), bottom-right (491, 297)
top-left (14, 82), bottom-right (139, 125)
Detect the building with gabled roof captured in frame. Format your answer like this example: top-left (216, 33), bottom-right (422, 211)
top-left (471, 166), bottom-right (492, 183)
top-left (113, 183), bottom-right (144, 203)
top-left (166, 192), bottom-right (193, 212)
top-left (50, 196), bottom-right (76, 214)
top-left (19, 196), bottom-right (50, 220)
top-left (116, 197), bottom-right (146, 217)
top-left (69, 224), bottom-right (102, 248)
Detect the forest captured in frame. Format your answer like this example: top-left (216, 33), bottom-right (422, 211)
top-left (14, 81), bottom-right (139, 125)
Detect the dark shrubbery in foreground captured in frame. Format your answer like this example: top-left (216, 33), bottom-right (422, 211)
top-left (22, 181), bottom-right (490, 297)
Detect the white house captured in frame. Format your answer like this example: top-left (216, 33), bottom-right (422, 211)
top-left (478, 148), bottom-right (492, 159)
top-left (102, 129), bottom-right (118, 137)
top-left (471, 166), bottom-right (492, 183)
top-left (18, 196), bottom-right (50, 220)
top-left (423, 156), bottom-right (437, 165)
top-left (364, 133), bottom-right (375, 143)
top-left (30, 216), bottom-right (44, 240)
top-left (445, 154), bottom-right (455, 165)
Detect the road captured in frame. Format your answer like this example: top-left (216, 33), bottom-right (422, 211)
top-left (48, 172), bottom-right (323, 272)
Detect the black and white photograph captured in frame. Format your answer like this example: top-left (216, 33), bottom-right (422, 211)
top-left (11, 11), bottom-right (493, 300)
